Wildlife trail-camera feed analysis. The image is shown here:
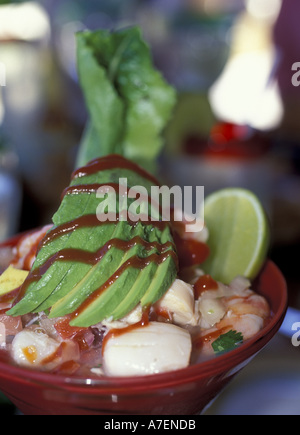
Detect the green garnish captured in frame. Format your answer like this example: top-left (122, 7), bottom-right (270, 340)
top-left (212, 330), bottom-right (244, 355)
top-left (76, 26), bottom-right (176, 172)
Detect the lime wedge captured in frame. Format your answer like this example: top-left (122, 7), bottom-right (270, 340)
top-left (202, 188), bottom-right (270, 284)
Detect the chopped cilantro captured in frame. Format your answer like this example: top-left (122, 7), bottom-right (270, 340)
top-left (212, 330), bottom-right (244, 355)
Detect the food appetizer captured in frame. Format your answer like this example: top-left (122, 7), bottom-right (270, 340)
top-left (0, 27), bottom-right (271, 378)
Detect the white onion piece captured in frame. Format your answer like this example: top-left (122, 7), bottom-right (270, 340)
top-left (156, 279), bottom-right (198, 326)
top-left (229, 276), bottom-right (251, 294)
top-left (198, 298), bottom-right (226, 328)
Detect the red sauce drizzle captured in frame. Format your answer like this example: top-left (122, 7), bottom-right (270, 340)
top-left (16, 235), bottom-right (176, 304)
top-left (15, 155), bottom-right (178, 313)
top-left (61, 183), bottom-right (120, 200)
top-left (40, 214), bottom-right (168, 250)
top-left (194, 275), bottom-right (218, 299)
top-left (192, 326), bottom-right (232, 349)
top-left (101, 306), bottom-right (150, 355)
top-left (61, 182), bottom-right (163, 219)
top-left (201, 326), bottom-right (232, 343)
top-left (72, 154), bottom-right (160, 186)
top-left (173, 235), bottom-right (210, 268)
top-left (71, 250), bottom-right (177, 320)
top-left (0, 287), bottom-right (21, 305)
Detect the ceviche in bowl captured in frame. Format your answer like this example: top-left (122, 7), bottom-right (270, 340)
top-left (0, 154), bottom-right (274, 377)
top-left (0, 27), bottom-right (288, 415)
top-left (0, 231), bottom-right (287, 415)
top-left (0, 155), bottom-right (287, 415)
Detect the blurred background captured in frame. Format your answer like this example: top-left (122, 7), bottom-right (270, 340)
top-left (0, 0), bottom-right (299, 415)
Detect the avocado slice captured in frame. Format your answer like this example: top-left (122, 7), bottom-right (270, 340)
top-left (109, 223), bottom-right (176, 320)
top-left (110, 262), bottom-right (158, 321)
top-left (8, 156), bottom-right (178, 327)
top-left (49, 220), bottom-right (146, 319)
top-left (108, 225), bottom-right (161, 321)
top-left (141, 255), bottom-right (177, 307)
top-left (35, 219), bottom-right (128, 313)
top-left (69, 226), bottom-right (175, 327)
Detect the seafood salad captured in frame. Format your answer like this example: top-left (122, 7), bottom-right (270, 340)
top-left (0, 155), bottom-right (270, 378)
top-left (0, 27), bottom-right (271, 378)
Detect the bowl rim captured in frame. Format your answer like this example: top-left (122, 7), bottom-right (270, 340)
top-left (0, 233), bottom-right (288, 392)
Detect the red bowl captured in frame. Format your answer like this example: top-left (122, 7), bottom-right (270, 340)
top-left (0, 235), bottom-right (288, 415)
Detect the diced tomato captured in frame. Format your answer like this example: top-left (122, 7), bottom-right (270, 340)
top-left (54, 317), bottom-right (94, 352)
top-left (55, 317), bottom-right (84, 340)
top-left (41, 340), bottom-right (80, 370)
top-left (0, 314), bottom-right (22, 336)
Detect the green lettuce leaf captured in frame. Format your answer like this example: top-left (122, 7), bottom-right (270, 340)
top-left (75, 26), bottom-right (176, 171)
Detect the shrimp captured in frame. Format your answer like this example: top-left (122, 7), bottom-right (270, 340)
top-left (195, 278), bottom-right (270, 356)
top-left (11, 225), bottom-right (52, 271)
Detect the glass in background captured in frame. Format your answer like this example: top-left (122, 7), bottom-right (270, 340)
top-left (0, 2), bottom-right (80, 228)
top-left (0, 136), bottom-right (21, 242)
top-left (0, 0), bottom-right (289, 229)
top-left (162, 0), bottom-right (283, 215)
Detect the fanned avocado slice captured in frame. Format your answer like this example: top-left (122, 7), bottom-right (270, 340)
top-left (69, 224), bottom-right (176, 327)
top-left (50, 220), bottom-right (146, 319)
top-left (108, 224), bottom-right (164, 321)
top-left (8, 156), bottom-right (178, 327)
top-left (36, 219), bottom-right (130, 314)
